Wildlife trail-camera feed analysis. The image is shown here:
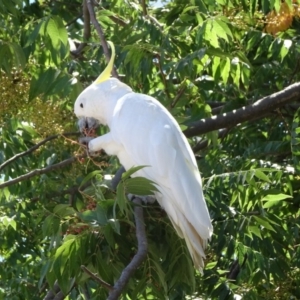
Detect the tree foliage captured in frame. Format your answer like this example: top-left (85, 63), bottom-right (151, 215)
top-left (1, 0), bottom-right (300, 299)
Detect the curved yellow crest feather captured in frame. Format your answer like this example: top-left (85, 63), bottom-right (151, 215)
top-left (94, 41), bottom-right (115, 84)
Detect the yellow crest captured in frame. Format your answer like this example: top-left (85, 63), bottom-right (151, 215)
top-left (94, 41), bottom-right (115, 84)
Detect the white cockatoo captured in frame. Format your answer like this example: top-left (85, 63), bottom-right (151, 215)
top-left (74, 42), bottom-right (213, 271)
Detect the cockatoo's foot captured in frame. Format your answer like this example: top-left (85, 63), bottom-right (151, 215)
top-left (78, 136), bottom-right (100, 157)
top-left (127, 194), bottom-right (156, 204)
top-left (79, 136), bottom-right (94, 145)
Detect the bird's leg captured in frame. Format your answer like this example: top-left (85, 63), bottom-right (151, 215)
top-left (127, 194), bottom-right (156, 204)
top-left (111, 167), bottom-right (156, 204)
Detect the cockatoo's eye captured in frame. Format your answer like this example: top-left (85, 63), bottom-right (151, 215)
top-left (80, 103), bottom-right (83, 108)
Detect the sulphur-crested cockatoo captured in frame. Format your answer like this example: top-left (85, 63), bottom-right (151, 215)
top-left (74, 42), bottom-right (213, 271)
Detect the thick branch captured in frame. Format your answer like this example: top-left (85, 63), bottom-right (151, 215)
top-left (0, 155), bottom-right (84, 189)
top-left (86, 0), bottom-right (118, 78)
top-left (0, 132), bottom-right (79, 172)
top-left (107, 197), bottom-right (147, 300)
top-left (184, 82), bottom-right (300, 137)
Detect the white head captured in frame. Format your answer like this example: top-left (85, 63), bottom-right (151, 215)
top-left (74, 42), bottom-right (132, 128)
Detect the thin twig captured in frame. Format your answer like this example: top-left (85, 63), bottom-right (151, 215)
top-left (170, 81), bottom-right (186, 108)
top-left (107, 197), bottom-right (147, 300)
top-left (108, 14), bottom-right (127, 27)
top-left (0, 132), bottom-right (80, 172)
top-left (30, 181), bottom-right (92, 203)
top-left (192, 128), bottom-right (230, 153)
top-left (66, 13), bottom-right (83, 27)
top-left (0, 155), bottom-right (85, 189)
top-left (85, 0), bottom-right (118, 78)
top-left (81, 265), bottom-right (113, 291)
top-left (206, 101), bottom-right (225, 108)
top-left (157, 56), bottom-right (170, 99)
top-left (146, 15), bottom-right (163, 30)
top-left (140, 0), bottom-right (163, 30)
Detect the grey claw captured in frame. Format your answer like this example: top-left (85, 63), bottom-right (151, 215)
top-left (78, 137), bottom-right (99, 157)
top-left (127, 194), bottom-right (156, 204)
top-left (79, 136), bottom-right (94, 145)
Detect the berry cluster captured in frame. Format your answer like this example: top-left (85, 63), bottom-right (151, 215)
top-left (265, 2), bottom-right (300, 35)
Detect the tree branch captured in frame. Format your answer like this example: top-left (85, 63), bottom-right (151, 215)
top-left (111, 166), bottom-right (126, 190)
top-left (81, 265), bottom-right (113, 291)
top-left (43, 281), bottom-right (65, 300)
top-left (0, 155), bottom-right (85, 189)
top-left (140, 0), bottom-right (147, 16)
top-left (85, 0), bottom-right (118, 78)
top-left (184, 82), bottom-right (300, 137)
top-left (107, 197), bottom-right (147, 300)
top-left (170, 81), bottom-right (186, 108)
top-left (0, 132), bottom-right (80, 172)
top-left (70, 0), bottom-right (91, 57)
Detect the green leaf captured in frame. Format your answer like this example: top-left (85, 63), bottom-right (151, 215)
top-left (52, 16), bottom-right (68, 46)
top-left (0, 216), bottom-right (16, 230)
top-left (8, 42), bottom-right (26, 69)
top-left (253, 216), bottom-right (276, 232)
top-left (116, 181), bottom-right (128, 215)
top-left (279, 39), bottom-right (292, 62)
top-left (53, 204), bottom-right (76, 218)
top-left (220, 57), bottom-right (230, 84)
top-left (95, 204), bottom-right (108, 225)
top-left (42, 215), bottom-right (60, 236)
top-left (28, 67), bottom-right (61, 100)
top-left (121, 165), bottom-right (149, 180)
top-left (206, 261), bottom-right (217, 269)
top-left (262, 193), bottom-right (292, 201)
top-left (79, 205), bottom-right (107, 226)
top-left (214, 19), bottom-right (231, 42)
top-left (262, 193), bottom-right (292, 208)
top-left (254, 169), bottom-right (271, 183)
top-left (46, 18), bottom-right (60, 48)
top-left (80, 170), bottom-right (103, 188)
top-left (204, 19), bottom-right (219, 48)
top-left (125, 177), bottom-right (158, 196)
top-left (291, 107), bottom-right (300, 173)
top-left (248, 225), bottom-right (262, 239)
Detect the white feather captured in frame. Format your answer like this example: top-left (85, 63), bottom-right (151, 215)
top-left (74, 78), bottom-right (213, 271)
